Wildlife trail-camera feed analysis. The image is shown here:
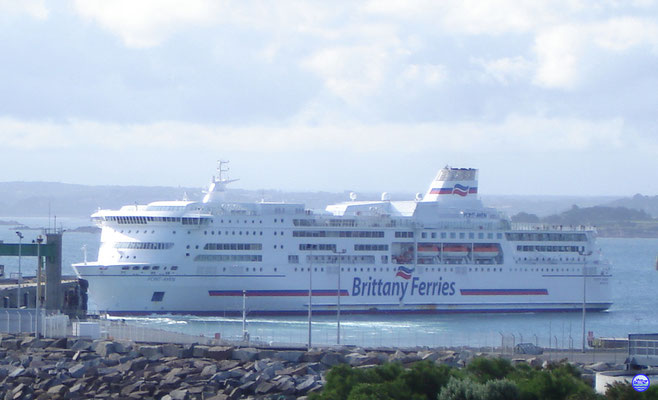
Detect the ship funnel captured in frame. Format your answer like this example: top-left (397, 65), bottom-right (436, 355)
top-left (421, 166), bottom-right (479, 203)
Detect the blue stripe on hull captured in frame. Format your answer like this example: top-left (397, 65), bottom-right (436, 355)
top-left (106, 305), bottom-right (612, 317)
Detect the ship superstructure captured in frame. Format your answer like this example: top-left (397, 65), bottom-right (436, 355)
top-left (73, 162), bottom-right (612, 315)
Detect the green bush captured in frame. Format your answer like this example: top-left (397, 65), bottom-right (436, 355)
top-left (311, 357), bottom-right (602, 400)
top-left (605, 382), bottom-right (658, 400)
top-left (507, 362), bottom-right (598, 400)
top-left (310, 360), bottom-right (455, 400)
top-left (466, 357), bottom-right (514, 383)
top-left (438, 377), bottom-right (520, 400)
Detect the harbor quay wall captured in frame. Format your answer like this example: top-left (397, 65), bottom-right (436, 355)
top-left (0, 333), bottom-right (628, 400)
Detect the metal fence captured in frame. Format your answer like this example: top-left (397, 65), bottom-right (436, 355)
top-left (0, 308), bottom-right (68, 338)
top-left (96, 319), bottom-right (216, 345)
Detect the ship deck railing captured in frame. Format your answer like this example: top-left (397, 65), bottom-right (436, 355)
top-left (511, 223), bottom-right (596, 232)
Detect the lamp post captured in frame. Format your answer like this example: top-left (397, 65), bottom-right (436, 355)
top-left (308, 252), bottom-right (313, 349)
top-left (579, 249), bottom-right (592, 353)
top-left (333, 249), bottom-right (346, 345)
top-left (16, 231), bottom-right (23, 308)
top-left (36, 235), bottom-right (43, 337)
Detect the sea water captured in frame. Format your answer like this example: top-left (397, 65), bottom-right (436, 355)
top-left (1, 217), bottom-right (657, 348)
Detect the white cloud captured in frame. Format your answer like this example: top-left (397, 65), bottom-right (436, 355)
top-left (400, 64), bottom-right (447, 87)
top-left (0, 0), bottom-right (49, 19)
top-left (302, 45), bottom-right (393, 105)
top-left (533, 25), bottom-right (584, 89)
top-left (72, 0), bottom-right (223, 48)
top-left (0, 114), bottom-right (636, 156)
top-left (478, 56), bottom-right (533, 85)
top-left (592, 17), bottom-right (658, 52)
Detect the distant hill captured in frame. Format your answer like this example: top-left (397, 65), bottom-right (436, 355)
top-left (0, 181), bottom-right (411, 218)
top-left (512, 205), bottom-right (658, 237)
top-left (0, 181), bottom-right (655, 239)
top-left (604, 194), bottom-right (658, 218)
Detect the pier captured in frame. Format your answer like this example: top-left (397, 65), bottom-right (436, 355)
top-left (0, 231), bottom-right (86, 317)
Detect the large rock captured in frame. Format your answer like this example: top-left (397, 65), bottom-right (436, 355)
top-left (232, 348), bottom-right (259, 362)
top-left (302, 351), bottom-right (325, 363)
top-left (47, 384), bottom-right (67, 395)
top-left (138, 345), bottom-right (163, 360)
top-left (162, 344), bottom-right (184, 358)
top-left (255, 381), bottom-right (274, 395)
top-left (93, 341), bottom-right (116, 357)
top-left (71, 339), bottom-right (93, 351)
top-left (169, 389), bottom-right (189, 400)
top-left (296, 375), bottom-right (318, 393)
top-left (207, 346), bottom-right (233, 361)
top-left (48, 337), bottom-right (69, 349)
top-left (346, 353), bottom-right (381, 367)
top-left (192, 345), bottom-right (209, 358)
top-left (389, 350), bottom-right (421, 364)
top-left (113, 340), bottom-right (133, 354)
top-left (274, 350), bottom-right (305, 363)
top-left (1, 338), bottom-right (21, 350)
top-left (320, 352), bottom-right (345, 367)
top-left (201, 364), bottom-right (218, 377)
top-left (69, 363), bottom-right (88, 378)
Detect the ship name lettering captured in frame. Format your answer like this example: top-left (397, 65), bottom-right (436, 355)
top-left (351, 276), bottom-right (456, 301)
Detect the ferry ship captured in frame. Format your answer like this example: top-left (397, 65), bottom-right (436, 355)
top-left (73, 163), bottom-right (612, 316)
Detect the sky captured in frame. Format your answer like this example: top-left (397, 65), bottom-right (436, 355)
top-left (0, 0), bottom-right (657, 197)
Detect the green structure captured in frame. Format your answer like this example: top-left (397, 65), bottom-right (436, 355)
top-left (0, 231), bottom-right (63, 312)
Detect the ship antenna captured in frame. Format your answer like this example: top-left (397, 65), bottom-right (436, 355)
top-left (218, 160), bottom-right (230, 183)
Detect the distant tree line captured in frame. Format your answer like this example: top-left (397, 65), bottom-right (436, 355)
top-left (511, 205), bottom-right (658, 238)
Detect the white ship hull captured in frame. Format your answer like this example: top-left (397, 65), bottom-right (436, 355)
top-left (73, 164), bottom-right (613, 316)
top-left (74, 260), bottom-right (611, 316)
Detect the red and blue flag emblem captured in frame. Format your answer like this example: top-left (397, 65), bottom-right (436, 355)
top-left (395, 266), bottom-right (414, 280)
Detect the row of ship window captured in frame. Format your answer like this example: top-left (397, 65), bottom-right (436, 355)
top-left (421, 232), bottom-right (503, 240)
top-left (107, 216), bottom-right (292, 225)
top-left (120, 265), bottom-right (178, 271)
top-left (113, 228), bottom-right (507, 242)
top-left (288, 255), bottom-right (387, 264)
top-left (516, 245), bottom-right (585, 253)
top-left (113, 264), bottom-right (587, 274)
top-left (506, 232), bottom-right (587, 242)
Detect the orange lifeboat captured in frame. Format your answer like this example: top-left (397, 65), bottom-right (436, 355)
top-left (473, 244), bottom-right (499, 258)
top-left (417, 244), bottom-right (440, 256)
top-left (442, 244), bottom-right (469, 258)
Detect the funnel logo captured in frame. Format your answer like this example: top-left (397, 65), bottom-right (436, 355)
top-left (452, 184), bottom-right (470, 196)
top-left (395, 266), bottom-right (414, 280)
top-left (430, 185), bottom-right (478, 196)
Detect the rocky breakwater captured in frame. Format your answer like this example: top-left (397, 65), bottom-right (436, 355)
top-left (0, 333), bottom-right (470, 400)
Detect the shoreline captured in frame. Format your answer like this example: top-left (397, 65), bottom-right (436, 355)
top-left (0, 332), bottom-right (628, 399)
